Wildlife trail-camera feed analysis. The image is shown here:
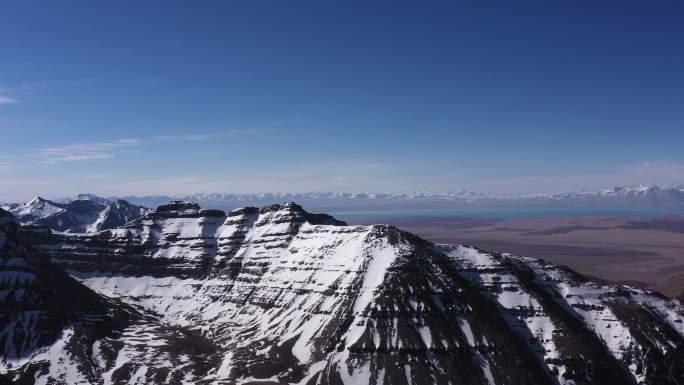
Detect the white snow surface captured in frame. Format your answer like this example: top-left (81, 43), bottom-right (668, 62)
top-left (68, 204), bottom-right (411, 373)
top-left (439, 244), bottom-right (684, 385)
top-left (12, 197), bottom-right (64, 219)
top-left (3, 202), bottom-right (683, 385)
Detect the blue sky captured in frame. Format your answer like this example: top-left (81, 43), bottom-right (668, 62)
top-left (1, 1), bottom-right (683, 201)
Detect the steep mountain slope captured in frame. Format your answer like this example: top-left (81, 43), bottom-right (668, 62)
top-left (16, 202), bottom-right (683, 385)
top-left (2, 196), bottom-right (149, 233)
top-left (0, 208), bottom-right (221, 384)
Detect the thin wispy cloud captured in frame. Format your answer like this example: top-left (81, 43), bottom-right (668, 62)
top-left (33, 138), bottom-right (142, 164)
top-left (155, 134), bottom-right (215, 141)
top-left (0, 95), bottom-right (17, 104)
top-left (0, 162), bottom-right (17, 173)
top-left (0, 82), bottom-right (41, 104)
top-left (225, 129), bottom-right (262, 136)
top-left (0, 83), bottom-right (38, 92)
top-left (155, 130), bottom-right (261, 142)
top-left (27, 131), bottom-right (250, 166)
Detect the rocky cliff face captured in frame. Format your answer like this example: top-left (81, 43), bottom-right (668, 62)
top-left (1, 202), bottom-right (683, 385)
top-left (0, 208), bottom-right (222, 384)
top-left (2, 196), bottom-right (150, 233)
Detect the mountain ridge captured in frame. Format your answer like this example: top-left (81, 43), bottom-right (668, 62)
top-left (0, 207), bottom-right (223, 384)
top-left (1, 195), bottom-right (150, 233)
top-left (1, 201), bottom-right (681, 384)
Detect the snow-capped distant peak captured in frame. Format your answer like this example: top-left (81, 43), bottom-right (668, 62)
top-left (13, 196), bottom-right (65, 219)
top-left (65, 193), bottom-right (112, 206)
top-left (536, 184), bottom-right (684, 200)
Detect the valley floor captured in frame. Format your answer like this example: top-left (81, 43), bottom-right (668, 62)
top-left (348, 215), bottom-right (684, 299)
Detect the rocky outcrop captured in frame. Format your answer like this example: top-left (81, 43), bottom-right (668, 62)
top-left (0, 208), bottom-right (221, 384)
top-left (2, 202), bottom-right (683, 385)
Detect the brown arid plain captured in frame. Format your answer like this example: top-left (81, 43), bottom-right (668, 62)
top-left (350, 215), bottom-right (684, 300)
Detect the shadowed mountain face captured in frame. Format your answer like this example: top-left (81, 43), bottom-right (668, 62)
top-left (0, 203), bottom-right (682, 385)
top-left (2, 196), bottom-right (149, 233)
top-left (0, 208), bottom-right (221, 384)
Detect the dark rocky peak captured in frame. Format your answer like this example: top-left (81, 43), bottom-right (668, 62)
top-left (0, 214), bottom-right (221, 384)
top-left (105, 199), bottom-right (127, 210)
top-left (155, 200), bottom-right (203, 216)
top-left (137, 201), bottom-right (342, 226)
top-left (0, 209), bottom-right (17, 249)
top-left (0, 208), bottom-right (16, 227)
top-left (63, 198), bottom-right (105, 211)
top-left (159, 200), bottom-right (201, 211)
top-left (228, 206), bottom-right (260, 217)
top-left (258, 202), bottom-right (347, 226)
top-left (0, 219), bottom-right (124, 361)
top-left (258, 202), bottom-right (301, 214)
top-left (368, 223), bottom-right (432, 248)
top-left (200, 208), bottom-right (228, 217)
top-left (121, 201), bottom-right (226, 228)
top-left (27, 196), bottom-right (46, 204)
top-left (99, 199), bottom-right (149, 217)
top-left (108, 198), bottom-right (144, 210)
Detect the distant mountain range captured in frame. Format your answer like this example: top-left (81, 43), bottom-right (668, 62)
top-left (1, 194), bottom-right (150, 233)
top-left (3, 185), bottom-right (684, 233)
top-left (111, 185), bottom-right (684, 211)
top-left (111, 190), bottom-right (496, 209)
top-left (532, 184), bottom-right (684, 200)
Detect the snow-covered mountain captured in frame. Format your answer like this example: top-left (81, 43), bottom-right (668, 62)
top-left (1, 195), bottom-right (150, 233)
top-left (3, 202), bottom-right (682, 384)
top-left (0, 208), bottom-right (222, 384)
